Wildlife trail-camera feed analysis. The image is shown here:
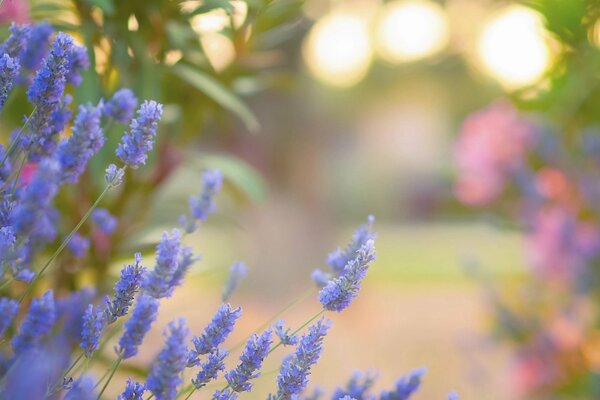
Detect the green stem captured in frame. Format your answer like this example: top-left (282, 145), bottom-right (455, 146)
top-left (64, 351), bottom-right (85, 379)
top-left (18, 182), bottom-right (114, 304)
top-left (95, 356), bottom-right (122, 400)
top-left (229, 287), bottom-right (316, 352)
top-left (0, 277), bottom-right (14, 292)
top-left (268, 308), bottom-right (326, 356)
top-left (0, 107), bottom-right (36, 171)
top-left (10, 156), bottom-right (27, 195)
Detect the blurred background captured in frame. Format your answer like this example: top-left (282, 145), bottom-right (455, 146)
top-left (4, 0), bottom-right (600, 398)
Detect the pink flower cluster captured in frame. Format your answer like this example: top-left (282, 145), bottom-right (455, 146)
top-left (454, 101), bottom-right (537, 205)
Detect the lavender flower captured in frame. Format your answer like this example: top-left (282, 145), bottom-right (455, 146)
top-left (105, 253), bottom-right (145, 324)
top-left (448, 391), bottom-right (459, 400)
top-left (189, 303), bottom-right (241, 363)
top-left (64, 376), bottom-right (95, 400)
top-left (332, 371), bottom-right (378, 400)
top-left (274, 318), bottom-right (331, 399)
top-left (118, 294), bottom-right (159, 359)
top-left (80, 304), bottom-right (106, 357)
top-left (116, 100), bottom-right (163, 168)
top-left (19, 22), bottom-right (53, 73)
top-left (56, 103), bottom-right (105, 183)
top-left (92, 208), bottom-right (117, 234)
top-left (274, 319), bottom-right (298, 346)
top-left (105, 163), bottom-right (125, 186)
top-left (67, 232), bottom-right (89, 258)
top-left (189, 169), bottom-right (223, 224)
top-left (0, 145), bottom-right (12, 186)
top-left (118, 379), bottom-right (146, 400)
top-left (26, 32), bottom-right (74, 160)
top-left (225, 328), bottom-right (273, 392)
top-left (0, 54), bottom-right (19, 110)
top-left (379, 368), bottom-right (426, 400)
top-left (222, 261), bottom-right (247, 302)
top-left (213, 389), bottom-right (238, 400)
top-left (310, 269), bottom-right (330, 288)
top-left (192, 348), bottom-right (228, 389)
top-left (318, 239), bottom-right (375, 312)
top-left (327, 216), bottom-right (375, 275)
top-left (145, 319), bottom-right (189, 400)
top-left (0, 226), bottom-right (17, 278)
top-left (0, 297), bottom-right (18, 337)
top-left (104, 88), bottom-right (138, 123)
top-left (0, 23), bottom-right (30, 59)
top-left (66, 44), bottom-right (89, 86)
top-left (12, 290), bottom-right (56, 355)
top-left (10, 158), bottom-right (61, 241)
top-left (142, 229), bottom-right (181, 298)
top-left (56, 287), bottom-right (96, 343)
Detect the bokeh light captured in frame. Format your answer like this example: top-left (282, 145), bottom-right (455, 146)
top-left (302, 10), bottom-right (373, 88)
top-left (476, 5), bottom-right (552, 89)
top-left (189, 0), bottom-right (248, 34)
top-left (201, 33), bottom-right (236, 72)
top-left (375, 0), bottom-right (450, 63)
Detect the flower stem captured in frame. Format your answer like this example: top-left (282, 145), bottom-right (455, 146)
top-left (95, 356), bottom-right (122, 400)
top-left (18, 182), bottom-right (114, 304)
top-left (0, 107), bottom-right (36, 172)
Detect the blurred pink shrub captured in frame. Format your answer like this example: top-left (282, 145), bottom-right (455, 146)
top-left (0, 0), bottom-right (29, 23)
top-left (454, 101), bottom-right (537, 205)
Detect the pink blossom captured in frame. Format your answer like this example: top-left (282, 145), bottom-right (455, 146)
top-left (0, 0), bottom-right (29, 23)
top-left (525, 206), bottom-right (600, 278)
top-left (454, 101), bottom-right (537, 205)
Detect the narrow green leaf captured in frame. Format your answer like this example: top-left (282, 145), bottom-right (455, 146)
top-left (172, 64), bottom-right (260, 132)
top-left (85, 0), bottom-right (115, 15)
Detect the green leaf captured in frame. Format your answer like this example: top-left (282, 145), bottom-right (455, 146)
top-left (85, 0), bottom-right (115, 15)
top-left (198, 154), bottom-right (267, 202)
top-left (187, 0), bottom-right (235, 16)
top-left (172, 64), bottom-right (260, 132)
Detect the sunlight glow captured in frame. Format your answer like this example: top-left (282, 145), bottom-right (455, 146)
top-left (302, 11), bottom-right (372, 87)
top-left (477, 5), bottom-right (551, 89)
top-left (375, 0), bottom-right (449, 63)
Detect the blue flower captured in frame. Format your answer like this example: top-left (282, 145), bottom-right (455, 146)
top-left (0, 54), bottom-right (19, 110)
top-left (105, 253), bottom-right (146, 324)
top-left (318, 240), bottom-right (375, 312)
top-left (55, 102), bottom-right (105, 183)
top-left (116, 100), bottom-right (163, 168)
top-left (189, 169), bottom-right (223, 223)
top-left (80, 304), bottom-right (106, 357)
top-left (192, 348), bottom-right (228, 389)
top-left (213, 388), bottom-right (238, 400)
top-left (222, 261), bottom-right (247, 302)
top-left (0, 23), bottom-right (30, 59)
top-left (26, 32), bottom-right (74, 161)
top-left (332, 371), bottom-right (378, 400)
top-left (67, 232), bottom-right (89, 258)
top-left (145, 319), bottom-right (189, 400)
top-left (10, 158), bottom-right (61, 239)
top-left (104, 88), bottom-right (138, 124)
top-left (225, 328), bottom-right (272, 392)
top-left (64, 375), bottom-right (96, 400)
top-left (275, 318), bottom-right (331, 399)
top-left (56, 287), bottom-right (96, 343)
top-left (19, 22), bottom-right (53, 74)
top-left (0, 297), bottom-right (19, 337)
top-left (448, 391), bottom-right (459, 400)
top-left (11, 290), bottom-right (56, 355)
top-left (379, 368), bottom-right (426, 400)
top-left (326, 216), bottom-right (375, 275)
top-left (91, 208), bottom-right (118, 234)
top-left (274, 319), bottom-right (298, 346)
top-left (105, 163), bottom-right (125, 186)
top-left (310, 269), bottom-right (330, 288)
top-left (66, 44), bottom-right (89, 86)
top-left (118, 294), bottom-right (159, 359)
top-left (189, 303), bottom-right (241, 364)
top-left (118, 379), bottom-right (146, 400)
